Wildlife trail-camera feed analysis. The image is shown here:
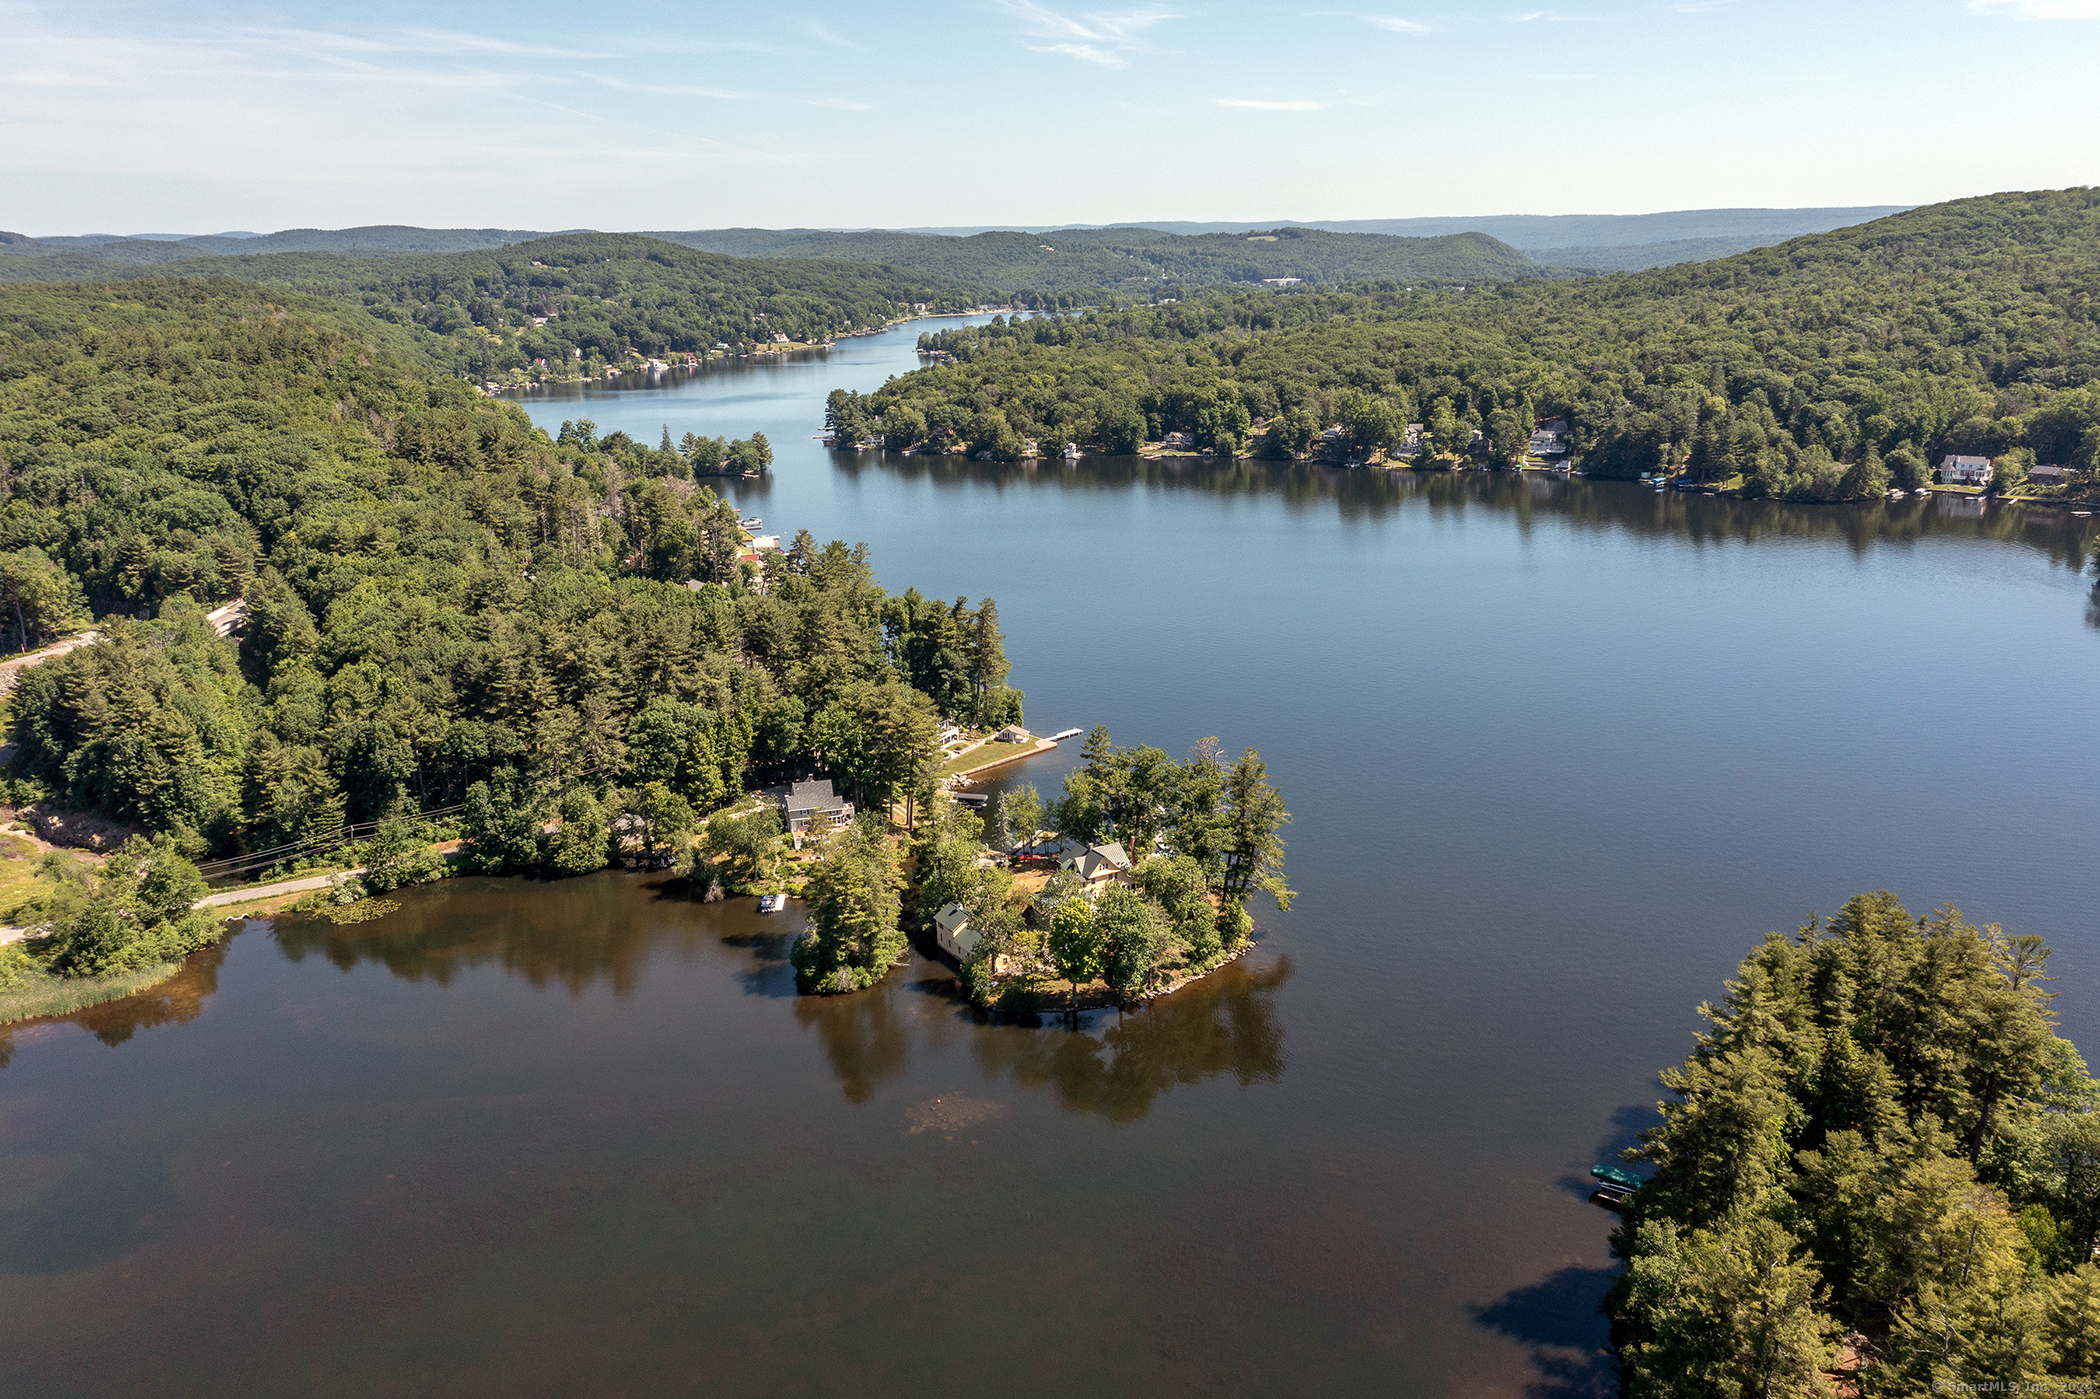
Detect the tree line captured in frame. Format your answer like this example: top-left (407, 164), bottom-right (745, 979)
top-left (1611, 893), bottom-right (2100, 1391)
top-left (827, 189), bottom-right (2100, 500)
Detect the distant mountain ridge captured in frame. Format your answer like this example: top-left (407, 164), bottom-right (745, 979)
top-left (0, 205), bottom-right (1916, 279)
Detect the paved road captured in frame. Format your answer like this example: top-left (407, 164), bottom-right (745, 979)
top-left (197, 868), bottom-right (362, 909)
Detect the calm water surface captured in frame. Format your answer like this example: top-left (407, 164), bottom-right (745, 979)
top-left (5, 321), bottom-right (2099, 1397)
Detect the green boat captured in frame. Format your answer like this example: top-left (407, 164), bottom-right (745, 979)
top-left (1591, 1164), bottom-right (1645, 1192)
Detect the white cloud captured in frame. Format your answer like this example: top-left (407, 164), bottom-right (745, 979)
top-left (1967, 0), bottom-right (2100, 14)
top-left (1214, 98), bottom-right (1328, 110)
top-left (1506, 9), bottom-right (1613, 20)
top-left (992, 0), bottom-right (1180, 66)
top-left (1363, 14), bottom-right (1441, 32)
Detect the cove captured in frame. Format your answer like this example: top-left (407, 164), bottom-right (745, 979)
top-left (3, 317), bottom-right (2099, 1397)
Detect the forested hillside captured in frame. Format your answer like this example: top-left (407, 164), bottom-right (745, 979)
top-left (0, 235), bottom-right (982, 380)
top-left (830, 189), bottom-right (2100, 501)
top-left (654, 225), bottom-right (1541, 298)
top-left (1611, 894), bottom-right (2100, 1390)
top-left (0, 280), bottom-right (1014, 864)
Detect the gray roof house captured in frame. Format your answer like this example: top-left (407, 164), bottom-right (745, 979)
top-left (1058, 841), bottom-right (1133, 885)
top-left (782, 779), bottom-right (853, 834)
top-left (933, 904), bottom-right (980, 961)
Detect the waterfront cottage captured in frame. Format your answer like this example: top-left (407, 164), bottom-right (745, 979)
top-left (2028, 463), bottom-right (2077, 485)
top-left (1058, 841), bottom-right (1133, 887)
top-left (1938, 454), bottom-right (1995, 486)
top-left (933, 904), bottom-right (980, 961)
top-left (1529, 418), bottom-right (1569, 456)
top-left (994, 724), bottom-right (1032, 744)
top-left (782, 779), bottom-right (853, 835)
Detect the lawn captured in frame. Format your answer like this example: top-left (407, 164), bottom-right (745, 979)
top-left (935, 740), bottom-right (1037, 779)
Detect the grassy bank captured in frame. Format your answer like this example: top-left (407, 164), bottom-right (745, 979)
top-left (0, 961), bottom-right (183, 1026)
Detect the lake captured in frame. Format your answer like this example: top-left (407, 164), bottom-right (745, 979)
top-left (4, 318), bottom-right (2098, 1397)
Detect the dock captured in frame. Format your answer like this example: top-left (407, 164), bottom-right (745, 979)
top-left (1046, 727), bottom-right (1084, 742)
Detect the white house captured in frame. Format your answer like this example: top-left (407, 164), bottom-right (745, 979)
top-left (1938, 454), bottom-right (1995, 486)
top-left (1261, 277), bottom-right (1301, 287)
top-left (1530, 418), bottom-right (1569, 457)
top-left (994, 724), bottom-right (1032, 744)
top-left (933, 904), bottom-right (980, 961)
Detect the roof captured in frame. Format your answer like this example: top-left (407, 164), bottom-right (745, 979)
top-left (1059, 841), bottom-right (1133, 879)
top-left (934, 904), bottom-right (972, 935)
top-left (785, 779), bottom-right (845, 814)
top-left (1940, 454), bottom-right (1992, 466)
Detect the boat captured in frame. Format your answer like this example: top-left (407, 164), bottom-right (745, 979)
top-left (1591, 1163), bottom-right (1645, 1193)
top-left (757, 894), bottom-right (784, 914)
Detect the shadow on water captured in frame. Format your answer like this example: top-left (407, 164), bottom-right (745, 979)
top-left (1557, 1102), bottom-right (1657, 1203)
top-left (965, 954), bottom-right (1293, 1123)
top-left (1469, 1104), bottom-right (1653, 1399)
top-left (1472, 1265), bottom-right (1621, 1399)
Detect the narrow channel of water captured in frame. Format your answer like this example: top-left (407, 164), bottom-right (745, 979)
top-left (4, 319), bottom-right (2098, 1397)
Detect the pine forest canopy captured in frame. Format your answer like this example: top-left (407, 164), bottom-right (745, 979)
top-left (1613, 893), bottom-right (2100, 1390)
top-left (0, 278), bottom-right (1018, 865)
top-left (827, 188), bottom-right (2100, 504)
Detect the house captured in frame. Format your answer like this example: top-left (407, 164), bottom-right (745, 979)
top-left (938, 721), bottom-right (964, 745)
top-left (2029, 463), bottom-right (2077, 484)
top-left (748, 534), bottom-right (781, 552)
top-left (933, 904), bottom-right (980, 961)
top-left (771, 332), bottom-right (790, 344)
top-left (1057, 841), bottom-right (1132, 886)
top-left (1261, 277), bottom-right (1301, 287)
top-left (1938, 454), bottom-right (1995, 486)
top-left (1160, 431), bottom-right (1192, 449)
top-left (994, 724), bottom-right (1032, 744)
top-left (782, 779), bottom-right (853, 835)
top-left (1529, 418), bottom-right (1569, 456)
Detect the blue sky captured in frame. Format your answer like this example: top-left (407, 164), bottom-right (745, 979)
top-left (4, 0), bottom-right (2097, 235)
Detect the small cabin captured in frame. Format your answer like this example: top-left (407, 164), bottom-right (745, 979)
top-left (933, 904), bottom-right (980, 961)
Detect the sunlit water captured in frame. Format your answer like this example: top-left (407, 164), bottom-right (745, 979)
top-left (4, 320), bottom-right (2098, 1397)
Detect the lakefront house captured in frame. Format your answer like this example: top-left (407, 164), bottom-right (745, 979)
top-left (1938, 454), bottom-right (1995, 486)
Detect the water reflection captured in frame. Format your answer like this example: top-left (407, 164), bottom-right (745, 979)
top-left (792, 981), bottom-right (916, 1104)
top-left (0, 939), bottom-right (228, 1065)
top-left (847, 454), bottom-right (2100, 573)
top-left (271, 873), bottom-right (723, 996)
top-left (968, 955), bottom-right (1291, 1123)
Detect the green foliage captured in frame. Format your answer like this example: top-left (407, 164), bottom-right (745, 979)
top-left (792, 814), bottom-right (906, 994)
top-left (37, 834), bottom-right (216, 977)
top-left (1046, 898), bottom-right (1103, 1012)
top-left (860, 190), bottom-right (2100, 498)
top-left (1094, 886), bottom-right (1163, 1000)
top-left (704, 805), bottom-right (780, 890)
top-left (1612, 893), bottom-right (2100, 1391)
top-left (0, 942), bottom-right (31, 991)
top-left (0, 280), bottom-right (1005, 873)
top-left (541, 787), bottom-right (609, 876)
top-left (356, 817), bottom-right (450, 892)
